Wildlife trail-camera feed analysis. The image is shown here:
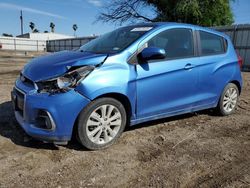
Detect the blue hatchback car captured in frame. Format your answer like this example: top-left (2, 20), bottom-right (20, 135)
top-left (12, 23), bottom-right (242, 150)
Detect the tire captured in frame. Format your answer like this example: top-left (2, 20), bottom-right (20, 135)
top-left (216, 83), bottom-right (239, 116)
top-left (77, 97), bottom-right (127, 150)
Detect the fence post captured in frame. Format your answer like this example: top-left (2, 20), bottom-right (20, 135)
top-left (14, 38), bottom-right (16, 51)
top-left (37, 40), bottom-right (39, 52)
top-left (46, 41), bottom-right (48, 52)
top-left (233, 24), bottom-right (238, 46)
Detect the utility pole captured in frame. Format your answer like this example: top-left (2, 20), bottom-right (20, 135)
top-left (20, 10), bottom-right (24, 35)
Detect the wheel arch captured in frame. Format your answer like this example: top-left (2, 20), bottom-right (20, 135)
top-left (72, 92), bottom-right (133, 141)
top-left (95, 93), bottom-right (132, 124)
top-left (230, 80), bottom-right (242, 94)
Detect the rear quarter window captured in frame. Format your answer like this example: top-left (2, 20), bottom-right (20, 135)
top-left (199, 31), bottom-right (226, 56)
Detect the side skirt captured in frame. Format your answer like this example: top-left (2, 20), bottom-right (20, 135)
top-left (130, 102), bottom-right (217, 126)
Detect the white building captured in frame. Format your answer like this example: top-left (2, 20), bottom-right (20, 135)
top-left (0, 36), bottom-right (47, 51)
top-left (17, 32), bottom-right (75, 41)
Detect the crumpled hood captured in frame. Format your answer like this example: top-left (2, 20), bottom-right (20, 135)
top-left (22, 51), bottom-right (108, 82)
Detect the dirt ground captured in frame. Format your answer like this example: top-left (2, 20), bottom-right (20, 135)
top-left (0, 58), bottom-right (249, 188)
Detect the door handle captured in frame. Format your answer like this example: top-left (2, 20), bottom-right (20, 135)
top-left (184, 63), bottom-right (195, 70)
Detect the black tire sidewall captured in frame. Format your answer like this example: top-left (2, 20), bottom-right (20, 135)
top-left (77, 97), bottom-right (127, 150)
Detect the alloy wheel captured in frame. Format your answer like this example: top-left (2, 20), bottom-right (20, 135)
top-left (222, 87), bottom-right (238, 113)
top-left (86, 104), bottom-right (122, 145)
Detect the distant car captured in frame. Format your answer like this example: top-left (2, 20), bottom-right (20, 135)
top-left (12, 23), bottom-right (242, 150)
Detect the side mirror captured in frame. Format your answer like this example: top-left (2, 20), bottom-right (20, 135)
top-left (139, 47), bottom-right (166, 61)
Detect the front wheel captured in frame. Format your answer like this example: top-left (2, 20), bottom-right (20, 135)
top-left (77, 97), bottom-right (127, 150)
top-left (216, 83), bottom-right (239, 116)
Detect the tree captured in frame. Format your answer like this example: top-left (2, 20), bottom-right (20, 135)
top-left (98, 0), bottom-right (234, 26)
top-left (50, 22), bottom-right (55, 33)
top-left (73, 24), bottom-right (78, 36)
top-left (29, 22), bottom-right (35, 32)
top-left (98, 0), bottom-right (154, 24)
top-left (2, 33), bottom-right (13, 37)
top-left (33, 29), bottom-right (39, 33)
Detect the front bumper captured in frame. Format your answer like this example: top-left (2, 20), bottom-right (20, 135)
top-left (12, 78), bottom-right (90, 143)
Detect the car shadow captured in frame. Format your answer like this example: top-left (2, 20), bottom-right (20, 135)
top-left (0, 100), bottom-right (214, 151)
top-left (0, 101), bottom-right (59, 150)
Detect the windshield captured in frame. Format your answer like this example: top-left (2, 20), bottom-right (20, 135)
top-left (79, 26), bottom-right (153, 54)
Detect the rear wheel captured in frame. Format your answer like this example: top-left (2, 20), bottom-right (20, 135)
top-left (77, 97), bottom-right (126, 150)
top-left (216, 83), bottom-right (239, 116)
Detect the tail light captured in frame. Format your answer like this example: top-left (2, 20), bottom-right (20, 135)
top-left (237, 54), bottom-right (243, 68)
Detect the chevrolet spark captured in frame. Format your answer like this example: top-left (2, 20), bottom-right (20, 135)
top-left (12, 23), bottom-right (242, 150)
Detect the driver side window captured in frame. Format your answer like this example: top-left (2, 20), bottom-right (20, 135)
top-left (146, 28), bottom-right (194, 59)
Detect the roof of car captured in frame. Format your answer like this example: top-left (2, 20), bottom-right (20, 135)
top-left (129, 22), bottom-right (197, 28)
top-left (129, 22), bottom-right (228, 38)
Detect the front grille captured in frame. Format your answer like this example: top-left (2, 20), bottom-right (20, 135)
top-left (13, 88), bottom-right (25, 115)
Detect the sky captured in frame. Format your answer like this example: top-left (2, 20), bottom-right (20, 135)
top-left (0, 0), bottom-right (249, 37)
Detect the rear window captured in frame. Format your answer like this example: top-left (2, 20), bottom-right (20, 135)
top-left (199, 31), bottom-right (225, 56)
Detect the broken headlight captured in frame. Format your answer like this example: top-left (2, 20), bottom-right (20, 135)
top-left (37, 66), bottom-right (95, 93)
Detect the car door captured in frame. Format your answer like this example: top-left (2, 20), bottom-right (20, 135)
top-left (195, 30), bottom-right (229, 107)
top-left (136, 28), bottom-right (200, 119)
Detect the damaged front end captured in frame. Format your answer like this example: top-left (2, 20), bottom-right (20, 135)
top-left (12, 51), bottom-right (109, 144)
top-left (36, 65), bottom-right (95, 94)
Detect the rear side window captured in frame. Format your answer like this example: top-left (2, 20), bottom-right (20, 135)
top-left (199, 31), bottom-right (225, 56)
top-left (147, 28), bottom-right (194, 59)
